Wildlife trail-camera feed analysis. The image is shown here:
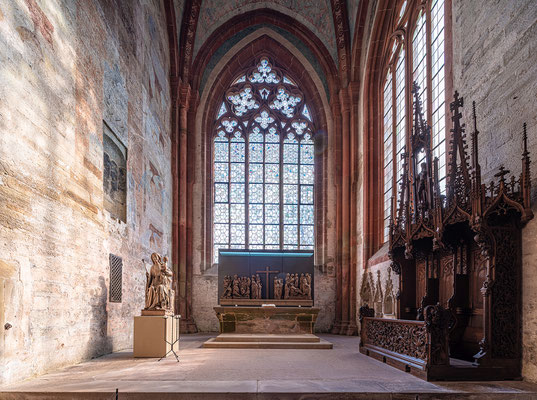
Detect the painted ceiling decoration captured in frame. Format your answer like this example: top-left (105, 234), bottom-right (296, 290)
top-left (175, 0), bottom-right (356, 91)
top-left (194, 0), bottom-right (338, 63)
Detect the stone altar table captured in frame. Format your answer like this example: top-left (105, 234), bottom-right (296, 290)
top-left (214, 306), bottom-right (320, 334)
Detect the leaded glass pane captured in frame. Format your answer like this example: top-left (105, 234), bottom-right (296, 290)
top-left (265, 184), bottom-right (279, 203)
top-left (230, 141), bottom-right (245, 162)
top-left (265, 143), bottom-right (280, 163)
top-left (214, 141), bottom-right (229, 162)
top-left (265, 204), bottom-right (280, 224)
top-left (300, 165), bottom-right (314, 184)
top-left (300, 144), bottom-right (314, 164)
top-left (249, 183), bottom-right (263, 203)
top-left (283, 164), bottom-right (298, 184)
top-left (214, 163), bottom-right (228, 182)
top-left (284, 225), bottom-right (298, 244)
top-left (249, 142), bottom-right (263, 162)
top-left (284, 143), bottom-right (299, 163)
top-left (214, 204), bottom-right (229, 223)
top-left (300, 225), bottom-right (314, 245)
top-left (250, 128), bottom-right (264, 142)
top-left (230, 203), bottom-right (245, 224)
top-left (230, 224), bottom-right (245, 244)
top-left (249, 163), bottom-right (263, 182)
top-left (249, 224), bottom-right (263, 244)
top-left (265, 164), bottom-right (280, 183)
top-left (266, 127), bottom-right (279, 142)
top-left (300, 185), bottom-right (314, 204)
top-left (214, 224), bottom-right (229, 243)
top-left (300, 205), bottom-right (314, 225)
top-left (249, 204), bottom-right (263, 223)
top-left (230, 183), bottom-right (245, 203)
top-left (283, 184), bottom-right (298, 204)
top-left (214, 183), bottom-right (228, 202)
top-left (230, 163), bottom-right (245, 182)
top-left (284, 204), bottom-right (298, 224)
top-left (265, 225), bottom-right (279, 244)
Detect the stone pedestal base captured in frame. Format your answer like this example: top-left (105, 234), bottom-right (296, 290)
top-left (214, 306), bottom-right (320, 334)
top-left (133, 315), bottom-right (174, 357)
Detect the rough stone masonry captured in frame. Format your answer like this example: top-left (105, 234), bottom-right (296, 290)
top-left (0, 0), bottom-right (172, 385)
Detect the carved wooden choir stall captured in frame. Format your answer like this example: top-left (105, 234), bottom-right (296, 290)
top-left (359, 84), bottom-right (533, 380)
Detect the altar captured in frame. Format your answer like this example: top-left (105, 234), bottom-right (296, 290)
top-left (206, 250), bottom-right (331, 348)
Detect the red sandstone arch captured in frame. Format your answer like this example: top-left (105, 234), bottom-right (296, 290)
top-left (199, 35), bottom-right (330, 272)
top-left (189, 8), bottom-right (340, 98)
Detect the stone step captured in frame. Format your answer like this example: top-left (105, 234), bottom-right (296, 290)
top-left (202, 338), bottom-right (333, 349)
top-left (214, 333), bottom-right (320, 343)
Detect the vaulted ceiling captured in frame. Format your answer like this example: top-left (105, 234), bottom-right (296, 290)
top-left (170, 0), bottom-right (363, 96)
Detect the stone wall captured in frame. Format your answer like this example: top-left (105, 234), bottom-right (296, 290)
top-left (451, 0), bottom-right (537, 382)
top-left (0, 0), bottom-right (172, 385)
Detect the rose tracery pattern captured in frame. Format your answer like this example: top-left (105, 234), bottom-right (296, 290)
top-left (269, 87), bottom-right (302, 118)
top-left (227, 86), bottom-right (260, 116)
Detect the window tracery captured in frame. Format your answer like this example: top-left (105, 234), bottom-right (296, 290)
top-left (212, 57), bottom-right (316, 263)
top-left (382, 0), bottom-right (447, 241)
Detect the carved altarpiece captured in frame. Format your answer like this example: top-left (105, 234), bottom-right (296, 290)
top-left (360, 84), bottom-right (533, 380)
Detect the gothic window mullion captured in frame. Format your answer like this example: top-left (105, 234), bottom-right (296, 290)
top-left (296, 136), bottom-right (302, 250)
top-left (279, 122), bottom-right (284, 249)
top-left (245, 123), bottom-right (250, 249)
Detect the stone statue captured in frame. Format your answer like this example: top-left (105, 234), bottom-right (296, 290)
top-left (274, 276), bottom-right (283, 299)
top-left (143, 252), bottom-right (174, 314)
top-left (222, 275), bottom-right (233, 299)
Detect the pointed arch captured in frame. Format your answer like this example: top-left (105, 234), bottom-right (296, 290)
top-left (194, 35), bottom-right (333, 271)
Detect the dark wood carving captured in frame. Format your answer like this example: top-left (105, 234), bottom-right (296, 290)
top-left (360, 84), bottom-right (533, 381)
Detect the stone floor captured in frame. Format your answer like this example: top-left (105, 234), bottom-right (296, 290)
top-left (2, 334), bottom-right (537, 399)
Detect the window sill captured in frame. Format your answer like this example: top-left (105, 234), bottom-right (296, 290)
top-left (367, 242), bottom-right (390, 268)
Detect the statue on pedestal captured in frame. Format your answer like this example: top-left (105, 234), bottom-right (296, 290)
top-left (143, 252), bottom-right (174, 315)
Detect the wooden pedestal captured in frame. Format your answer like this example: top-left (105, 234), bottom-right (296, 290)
top-left (133, 315), bottom-right (174, 357)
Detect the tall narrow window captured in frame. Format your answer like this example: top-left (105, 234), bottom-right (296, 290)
top-left (381, 0), bottom-right (448, 242)
top-left (213, 58), bottom-right (316, 263)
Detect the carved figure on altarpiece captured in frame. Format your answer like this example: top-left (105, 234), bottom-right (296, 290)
top-left (284, 273), bottom-right (312, 300)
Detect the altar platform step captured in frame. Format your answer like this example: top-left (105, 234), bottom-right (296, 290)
top-left (203, 333), bottom-right (333, 349)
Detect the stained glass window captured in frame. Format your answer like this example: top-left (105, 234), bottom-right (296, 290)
top-left (382, 0), bottom-right (447, 242)
top-left (213, 57), bottom-right (316, 263)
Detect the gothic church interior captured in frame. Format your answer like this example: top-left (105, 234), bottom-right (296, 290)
top-left (1, 0), bottom-right (537, 397)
